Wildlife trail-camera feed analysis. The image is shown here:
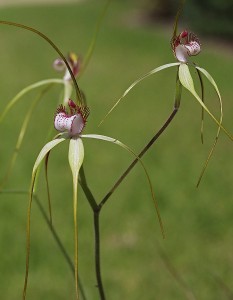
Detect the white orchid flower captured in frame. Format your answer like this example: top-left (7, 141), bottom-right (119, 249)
top-left (171, 30), bottom-right (201, 63)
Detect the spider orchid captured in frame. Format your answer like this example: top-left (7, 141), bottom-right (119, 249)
top-left (171, 30), bottom-right (201, 63)
top-left (0, 0), bottom-right (110, 189)
top-left (23, 99), bottom-right (163, 300)
top-left (100, 3), bottom-right (233, 186)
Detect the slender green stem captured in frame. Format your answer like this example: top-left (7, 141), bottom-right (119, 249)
top-left (0, 21), bottom-right (83, 105)
top-left (79, 167), bottom-right (98, 211)
top-left (79, 168), bottom-right (106, 300)
top-left (99, 106), bottom-right (179, 208)
top-left (94, 211), bottom-right (106, 300)
top-left (79, 106), bottom-right (179, 299)
top-left (99, 71), bottom-right (181, 208)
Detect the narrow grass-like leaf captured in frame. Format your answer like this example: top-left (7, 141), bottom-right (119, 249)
top-left (194, 66), bottom-right (223, 186)
top-left (23, 134), bottom-right (67, 300)
top-left (99, 62), bottom-right (180, 125)
top-left (179, 63), bottom-right (232, 140)
top-left (68, 137), bottom-right (84, 300)
top-left (0, 79), bottom-right (64, 123)
top-left (81, 134), bottom-right (165, 238)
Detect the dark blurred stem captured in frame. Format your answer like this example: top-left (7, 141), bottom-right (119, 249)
top-left (94, 211), bottom-right (106, 300)
top-left (196, 66), bottom-right (205, 144)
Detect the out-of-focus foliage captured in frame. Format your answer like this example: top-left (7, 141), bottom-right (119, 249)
top-left (143, 0), bottom-right (233, 39)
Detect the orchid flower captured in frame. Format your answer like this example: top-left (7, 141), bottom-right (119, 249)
top-left (0, 0), bottom-right (111, 191)
top-left (100, 3), bottom-right (233, 186)
top-left (171, 30), bottom-right (201, 63)
top-left (23, 98), bottom-right (163, 299)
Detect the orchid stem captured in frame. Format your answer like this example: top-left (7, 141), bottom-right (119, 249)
top-left (98, 70), bottom-right (181, 208)
top-left (99, 105), bottom-right (179, 208)
top-left (94, 211), bottom-right (106, 300)
top-left (80, 105), bottom-right (179, 300)
top-left (79, 167), bottom-right (106, 300)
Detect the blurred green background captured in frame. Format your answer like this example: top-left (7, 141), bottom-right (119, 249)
top-left (0, 0), bottom-right (233, 299)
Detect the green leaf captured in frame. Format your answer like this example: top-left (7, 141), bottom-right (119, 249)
top-left (68, 137), bottom-right (84, 300)
top-left (99, 62), bottom-right (180, 126)
top-left (178, 63), bottom-right (233, 140)
top-left (0, 79), bottom-right (64, 123)
top-left (81, 134), bottom-right (165, 238)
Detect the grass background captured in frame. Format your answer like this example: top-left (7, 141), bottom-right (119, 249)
top-left (0, 0), bottom-right (233, 299)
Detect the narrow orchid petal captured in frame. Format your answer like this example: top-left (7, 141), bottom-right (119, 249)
top-left (81, 134), bottom-right (165, 238)
top-left (178, 64), bottom-right (233, 140)
top-left (68, 137), bottom-right (84, 300)
top-left (33, 135), bottom-right (67, 175)
top-left (195, 66), bottom-right (221, 100)
top-left (0, 79), bottom-right (64, 123)
top-left (99, 62), bottom-right (181, 126)
top-left (194, 66), bottom-right (223, 187)
top-left (23, 134), bottom-right (67, 299)
top-left (45, 152), bottom-right (53, 224)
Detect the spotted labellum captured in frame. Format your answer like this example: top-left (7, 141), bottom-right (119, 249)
top-left (171, 30), bottom-right (201, 63)
top-left (54, 99), bottom-right (89, 136)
